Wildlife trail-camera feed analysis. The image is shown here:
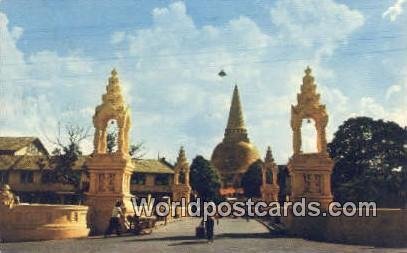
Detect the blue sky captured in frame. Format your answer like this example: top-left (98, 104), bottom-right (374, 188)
top-left (0, 0), bottom-right (406, 163)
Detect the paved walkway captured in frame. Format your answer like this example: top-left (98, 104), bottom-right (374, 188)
top-left (1, 218), bottom-right (405, 253)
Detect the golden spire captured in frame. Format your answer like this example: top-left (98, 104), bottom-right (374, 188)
top-left (302, 66), bottom-right (315, 87)
top-left (291, 66), bottom-right (329, 155)
top-left (226, 85), bottom-right (245, 130)
top-left (103, 68), bottom-right (124, 106)
top-left (223, 85), bottom-right (249, 143)
top-left (92, 68), bottom-right (131, 155)
top-left (176, 146), bottom-right (187, 165)
top-left (297, 66), bottom-right (320, 107)
top-left (264, 146), bottom-right (274, 163)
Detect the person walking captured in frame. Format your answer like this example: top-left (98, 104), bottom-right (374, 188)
top-left (104, 201), bottom-right (124, 237)
top-left (205, 216), bottom-right (215, 243)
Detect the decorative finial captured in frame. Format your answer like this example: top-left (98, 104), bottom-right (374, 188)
top-left (305, 66), bottom-right (312, 76)
top-left (265, 146), bottom-right (274, 163)
top-left (177, 146), bottom-right (187, 164)
top-left (108, 68), bottom-right (120, 88)
top-left (111, 68), bottom-right (118, 77)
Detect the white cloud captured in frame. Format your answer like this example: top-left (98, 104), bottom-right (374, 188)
top-left (3, 1), bottom-right (404, 164)
top-left (0, 11), bottom-right (105, 153)
top-left (270, 0), bottom-right (364, 56)
top-left (383, 0), bottom-right (407, 21)
top-left (356, 96), bottom-right (406, 126)
top-left (111, 31), bottom-right (126, 44)
top-left (385, 84), bottom-right (402, 99)
top-left (113, 1), bottom-right (367, 162)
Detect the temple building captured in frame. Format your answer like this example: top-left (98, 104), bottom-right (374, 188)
top-left (0, 140), bottom-right (176, 203)
top-left (0, 137), bottom-right (49, 156)
top-left (211, 85), bottom-right (260, 197)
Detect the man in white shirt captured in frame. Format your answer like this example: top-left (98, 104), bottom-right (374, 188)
top-left (104, 200), bottom-right (124, 237)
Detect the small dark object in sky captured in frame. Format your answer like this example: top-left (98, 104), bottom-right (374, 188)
top-left (218, 69), bottom-right (226, 77)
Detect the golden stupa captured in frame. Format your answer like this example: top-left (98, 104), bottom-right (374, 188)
top-left (211, 85), bottom-right (260, 194)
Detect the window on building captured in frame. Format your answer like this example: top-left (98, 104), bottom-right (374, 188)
top-left (131, 173), bottom-right (146, 185)
top-left (20, 171), bottom-right (34, 184)
top-left (155, 174), bottom-right (169, 185)
top-left (0, 171), bottom-right (9, 184)
top-left (41, 170), bottom-right (54, 184)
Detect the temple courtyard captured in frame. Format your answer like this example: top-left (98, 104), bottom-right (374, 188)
top-left (1, 218), bottom-right (403, 253)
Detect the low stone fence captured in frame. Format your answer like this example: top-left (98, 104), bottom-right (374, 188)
top-left (282, 208), bottom-right (407, 247)
top-left (0, 204), bottom-right (90, 242)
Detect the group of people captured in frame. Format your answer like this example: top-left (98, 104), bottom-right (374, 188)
top-left (105, 200), bottom-right (219, 243)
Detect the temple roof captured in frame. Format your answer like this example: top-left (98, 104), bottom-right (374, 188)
top-left (132, 159), bottom-right (175, 174)
top-left (0, 155), bottom-right (85, 171)
top-left (0, 137), bottom-right (49, 156)
top-left (0, 154), bottom-right (174, 174)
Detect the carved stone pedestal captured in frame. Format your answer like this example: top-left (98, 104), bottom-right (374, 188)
top-left (85, 153), bottom-right (134, 235)
top-left (287, 153), bottom-right (333, 209)
top-left (172, 185), bottom-right (191, 203)
top-left (172, 184), bottom-right (191, 217)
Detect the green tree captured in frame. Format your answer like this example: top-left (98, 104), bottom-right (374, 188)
top-left (48, 124), bottom-right (90, 188)
top-left (50, 143), bottom-right (82, 187)
top-left (190, 155), bottom-right (222, 202)
top-left (129, 142), bottom-right (146, 159)
top-left (106, 131), bottom-right (118, 153)
top-left (328, 117), bottom-right (407, 207)
top-left (106, 131), bottom-right (146, 158)
top-left (241, 160), bottom-right (263, 198)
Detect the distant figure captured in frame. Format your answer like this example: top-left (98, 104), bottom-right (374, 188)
top-left (105, 201), bottom-right (124, 237)
top-left (205, 216), bottom-right (215, 242)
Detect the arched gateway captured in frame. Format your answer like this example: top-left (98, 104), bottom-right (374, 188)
top-left (287, 67), bottom-right (334, 209)
top-left (85, 69), bottom-right (135, 234)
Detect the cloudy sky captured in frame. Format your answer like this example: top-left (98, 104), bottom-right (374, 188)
top-left (0, 0), bottom-right (406, 163)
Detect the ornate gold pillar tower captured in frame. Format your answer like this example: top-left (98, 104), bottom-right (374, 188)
top-left (172, 147), bottom-right (191, 216)
top-left (287, 67), bottom-right (334, 209)
top-left (85, 69), bottom-right (134, 234)
top-left (261, 147), bottom-right (280, 202)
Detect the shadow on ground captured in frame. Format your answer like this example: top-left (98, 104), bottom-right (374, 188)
top-left (126, 232), bottom-right (277, 244)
